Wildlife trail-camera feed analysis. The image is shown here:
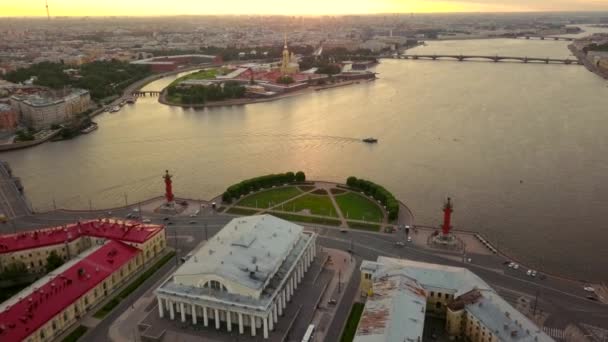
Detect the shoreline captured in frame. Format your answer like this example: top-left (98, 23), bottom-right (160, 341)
top-left (569, 44), bottom-right (608, 80)
top-left (157, 79), bottom-right (371, 109)
top-left (36, 181), bottom-right (597, 284)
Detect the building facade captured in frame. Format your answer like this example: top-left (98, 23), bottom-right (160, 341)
top-left (358, 257), bottom-right (554, 342)
top-left (156, 215), bottom-right (317, 339)
top-left (0, 103), bottom-right (18, 131)
top-left (0, 220), bottom-right (166, 342)
top-left (10, 89), bottom-right (90, 130)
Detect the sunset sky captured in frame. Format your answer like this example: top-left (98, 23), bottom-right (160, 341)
top-left (2, 0), bottom-right (608, 16)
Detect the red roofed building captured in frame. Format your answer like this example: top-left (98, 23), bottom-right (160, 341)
top-left (0, 220), bottom-right (166, 342)
top-left (0, 220), bottom-right (165, 274)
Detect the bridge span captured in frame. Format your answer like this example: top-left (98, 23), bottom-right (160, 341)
top-left (515, 36), bottom-right (575, 41)
top-left (132, 90), bottom-right (161, 97)
top-left (395, 54), bottom-right (581, 65)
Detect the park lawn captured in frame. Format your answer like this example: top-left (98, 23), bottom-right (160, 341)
top-left (282, 193), bottom-right (338, 217)
top-left (169, 68), bottom-right (218, 87)
top-left (340, 302), bottom-right (365, 342)
top-left (335, 192), bottom-right (384, 223)
top-left (226, 207), bottom-right (259, 216)
top-left (236, 187), bottom-right (302, 209)
top-left (271, 212), bottom-right (341, 226)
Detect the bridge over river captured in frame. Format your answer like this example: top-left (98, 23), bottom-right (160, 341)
top-left (394, 54), bottom-right (582, 65)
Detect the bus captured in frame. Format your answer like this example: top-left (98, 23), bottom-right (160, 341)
top-left (302, 324), bottom-right (315, 342)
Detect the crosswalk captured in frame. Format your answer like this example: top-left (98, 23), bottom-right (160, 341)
top-left (543, 327), bottom-right (566, 340)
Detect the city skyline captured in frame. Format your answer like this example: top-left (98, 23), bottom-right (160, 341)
top-left (2, 0), bottom-right (608, 17)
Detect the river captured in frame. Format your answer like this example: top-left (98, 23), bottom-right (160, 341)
top-left (3, 38), bottom-right (608, 281)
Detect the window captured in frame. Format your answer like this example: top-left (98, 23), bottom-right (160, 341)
top-left (364, 273), bottom-right (372, 280)
top-left (203, 280), bottom-right (227, 292)
top-left (430, 291), bottom-right (435, 297)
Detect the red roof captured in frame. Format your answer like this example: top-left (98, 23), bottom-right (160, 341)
top-left (0, 240), bottom-right (139, 341)
top-left (0, 220), bottom-right (163, 253)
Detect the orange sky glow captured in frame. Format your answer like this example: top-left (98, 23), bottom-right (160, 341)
top-left (2, 0), bottom-right (608, 16)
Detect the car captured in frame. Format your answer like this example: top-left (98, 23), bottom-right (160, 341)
top-left (508, 262), bottom-right (515, 268)
top-left (328, 299), bottom-right (337, 305)
top-left (531, 270), bottom-right (537, 277)
top-left (126, 213), bottom-right (133, 219)
top-left (513, 264), bottom-right (519, 270)
top-left (163, 217), bottom-right (170, 221)
top-left (167, 222), bottom-right (174, 225)
top-left (395, 242), bottom-right (405, 247)
top-left (189, 221), bottom-right (197, 224)
top-left (586, 295), bottom-right (599, 301)
top-left (340, 229), bottom-right (348, 233)
top-left (132, 208), bottom-right (139, 212)
top-left (142, 219), bottom-right (151, 223)
top-left (526, 269), bottom-right (533, 276)
top-left (583, 286), bottom-right (595, 293)
top-left (407, 236), bottom-right (413, 243)
top-left (503, 261), bottom-right (511, 265)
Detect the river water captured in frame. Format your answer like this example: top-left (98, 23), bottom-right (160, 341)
top-left (3, 38), bottom-right (608, 281)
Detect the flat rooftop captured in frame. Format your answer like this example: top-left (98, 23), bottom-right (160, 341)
top-left (173, 215), bottom-right (303, 295)
top-left (0, 240), bottom-right (139, 342)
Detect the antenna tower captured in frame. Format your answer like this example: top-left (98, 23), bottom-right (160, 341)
top-left (46, 0), bottom-right (50, 20)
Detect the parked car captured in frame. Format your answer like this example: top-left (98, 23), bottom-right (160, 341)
top-left (395, 242), bottom-right (405, 247)
top-left (142, 219), bottom-right (151, 223)
top-left (583, 286), bottom-right (595, 293)
top-left (513, 264), bottom-right (520, 270)
top-left (340, 229), bottom-right (348, 233)
top-left (407, 236), bottom-right (413, 243)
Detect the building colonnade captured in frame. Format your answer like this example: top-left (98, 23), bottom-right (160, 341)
top-left (157, 241), bottom-right (317, 339)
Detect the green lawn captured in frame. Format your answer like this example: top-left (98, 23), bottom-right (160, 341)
top-left (236, 187), bottom-right (302, 209)
top-left (281, 193), bottom-right (338, 217)
top-left (170, 68), bottom-right (218, 86)
top-left (93, 251), bottom-right (175, 319)
top-left (340, 302), bottom-right (365, 342)
top-left (226, 207), bottom-right (259, 216)
top-left (335, 192), bottom-right (384, 222)
top-left (271, 212), bottom-right (341, 226)
top-left (347, 221), bottom-right (381, 232)
top-left (62, 325), bottom-right (88, 342)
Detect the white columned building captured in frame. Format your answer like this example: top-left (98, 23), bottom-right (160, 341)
top-left (156, 215), bottom-right (317, 339)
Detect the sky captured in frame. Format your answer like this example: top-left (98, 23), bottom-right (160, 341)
top-left (2, 0), bottom-right (608, 16)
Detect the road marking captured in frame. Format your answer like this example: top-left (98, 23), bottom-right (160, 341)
top-left (543, 327), bottom-right (566, 340)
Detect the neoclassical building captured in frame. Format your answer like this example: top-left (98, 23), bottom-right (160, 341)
top-left (155, 215), bottom-right (317, 339)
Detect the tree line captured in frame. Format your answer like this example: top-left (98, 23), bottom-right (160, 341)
top-left (222, 171), bottom-right (306, 202)
top-left (167, 81), bottom-right (246, 105)
top-left (346, 177), bottom-right (400, 220)
top-left (5, 60), bottom-right (151, 101)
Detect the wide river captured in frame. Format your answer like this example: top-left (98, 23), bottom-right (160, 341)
top-left (3, 38), bottom-right (608, 281)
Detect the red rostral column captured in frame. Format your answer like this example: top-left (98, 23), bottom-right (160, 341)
top-left (163, 170), bottom-right (174, 203)
top-left (442, 197), bottom-right (453, 235)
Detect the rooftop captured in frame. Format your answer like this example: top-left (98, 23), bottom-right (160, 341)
top-left (355, 270), bottom-right (426, 342)
top-left (0, 240), bottom-right (139, 342)
top-left (0, 219), bottom-right (164, 253)
top-left (172, 215), bottom-right (304, 296)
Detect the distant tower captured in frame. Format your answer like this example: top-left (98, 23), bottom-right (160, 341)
top-left (281, 33), bottom-right (290, 75)
top-left (441, 197), bottom-right (453, 235)
top-left (163, 170), bottom-right (174, 203)
top-left (46, 0), bottom-right (50, 20)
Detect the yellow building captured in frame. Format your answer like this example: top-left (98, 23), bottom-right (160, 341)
top-left (280, 35), bottom-right (299, 75)
top-left (357, 257), bottom-right (553, 342)
top-left (0, 220), bottom-right (166, 342)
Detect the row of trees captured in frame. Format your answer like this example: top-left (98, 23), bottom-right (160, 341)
top-left (167, 81), bottom-right (246, 105)
top-left (5, 60), bottom-right (152, 100)
top-left (346, 177), bottom-right (400, 220)
top-left (222, 171), bottom-right (306, 202)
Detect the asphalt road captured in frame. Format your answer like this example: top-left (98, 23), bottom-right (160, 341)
top-left (6, 209), bottom-right (608, 341)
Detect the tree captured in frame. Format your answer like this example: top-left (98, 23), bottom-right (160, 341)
top-left (295, 171), bottom-right (306, 182)
top-left (0, 261), bottom-right (27, 280)
top-left (46, 251), bottom-right (64, 273)
top-left (346, 176), bottom-right (358, 187)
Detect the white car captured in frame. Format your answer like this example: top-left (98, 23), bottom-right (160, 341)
top-left (508, 262), bottom-right (515, 268)
top-left (526, 269), bottom-right (533, 276)
top-left (513, 263), bottom-right (519, 270)
top-left (583, 286), bottom-right (595, 293)
top-left (395, 242), bottom-right (405, 247)
top-left (407, 236), bottom-right (413, 243)
top-left (531, 270), bottom-right (537, 277)
top-left (142, 219), bottom-right (151, 223)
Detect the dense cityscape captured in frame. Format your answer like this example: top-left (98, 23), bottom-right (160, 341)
top-left (1, 5), bottom-right (608, 342)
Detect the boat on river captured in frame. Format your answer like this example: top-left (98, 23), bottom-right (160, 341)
top-left (80, 123), bottom-right (98, 134)
top-left (109, 106), bottom-right (120, 113)
top-left (362, 137), bottom-right (378, 143)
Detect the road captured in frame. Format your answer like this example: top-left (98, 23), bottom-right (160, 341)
top-left (6, 209), bottom-right (608, 341)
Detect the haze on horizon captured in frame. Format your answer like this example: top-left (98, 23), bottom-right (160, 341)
top-left (2, 0), bottom-right (608, 17)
